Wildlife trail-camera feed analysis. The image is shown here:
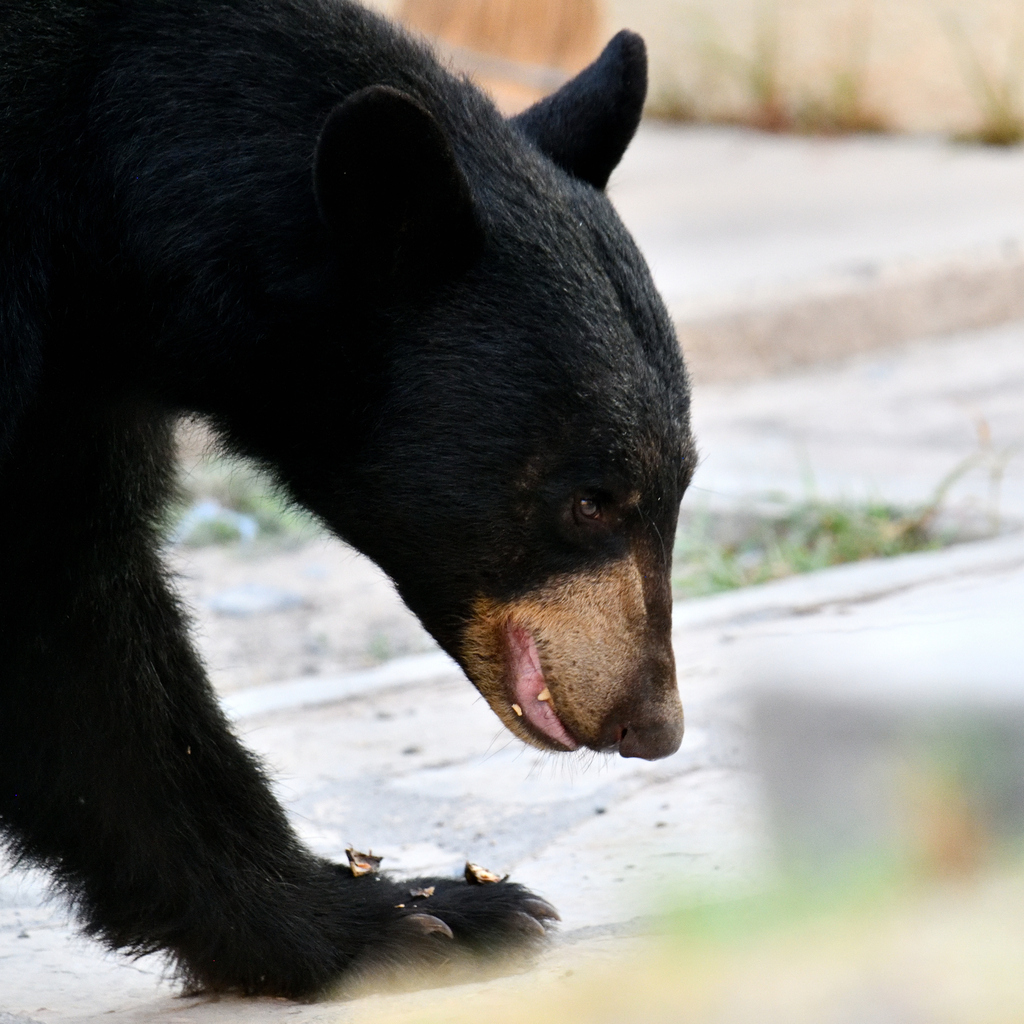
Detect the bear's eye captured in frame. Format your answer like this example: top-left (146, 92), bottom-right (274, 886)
top-left (577, 497), bottom-right (601, 520)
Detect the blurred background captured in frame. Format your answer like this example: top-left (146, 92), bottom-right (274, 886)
top-left (5, 2), bottom-right (1024, 1022)
top-left (371, 0), bottom-right (1024, 138)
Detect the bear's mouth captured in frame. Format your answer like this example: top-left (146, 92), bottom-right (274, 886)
top-left (505, 622), bottom-right (579, 751)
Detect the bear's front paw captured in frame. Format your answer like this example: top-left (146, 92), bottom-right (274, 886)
top-left (393, 872), bottom-right (558, 949)
top-left (347, 867), bottom-right (558, 991)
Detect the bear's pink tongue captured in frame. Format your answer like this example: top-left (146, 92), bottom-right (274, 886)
top-left (506, 623), bottom-right (579, 750)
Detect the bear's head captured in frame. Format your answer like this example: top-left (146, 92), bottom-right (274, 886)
top-left (295, 32), bottom-right (694, 761)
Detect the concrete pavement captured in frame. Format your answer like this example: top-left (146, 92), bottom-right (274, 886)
top-left (613, 125), bottom-right (1024, 321)
top-left (4, 529), bottom-right (1024, 1022)
top-left (612, 124), bottom-right (1024, 378)
top-left (688, 318), bottom-right (1024, 523)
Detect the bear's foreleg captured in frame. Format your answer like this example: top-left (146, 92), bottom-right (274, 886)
top-left (0, 400), bottom-right (552, 997)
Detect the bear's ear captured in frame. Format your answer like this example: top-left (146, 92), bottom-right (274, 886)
top-left (314, 86), bottom-right (482, 291)
top-left (511, 30), bottom-right (647, 190)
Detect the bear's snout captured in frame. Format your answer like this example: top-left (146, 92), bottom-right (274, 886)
top-left (461, 556), bottom-right (683, 759)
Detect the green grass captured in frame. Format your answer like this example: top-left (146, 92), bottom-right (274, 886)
top-left (168, 453), bottom-right (323, 548)
top-left (673, 499), bottom-right (946, 599)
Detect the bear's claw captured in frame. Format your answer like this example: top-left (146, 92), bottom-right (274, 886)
top-left (399, 913), bottom-right (454, 939)
top-left (521, 897), bottom-right (560, 922)
top-left (508, 910), bottom-right (547, 938)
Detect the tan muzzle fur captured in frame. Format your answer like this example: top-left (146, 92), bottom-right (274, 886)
top-left (461, 555), bottom-right (682, 755)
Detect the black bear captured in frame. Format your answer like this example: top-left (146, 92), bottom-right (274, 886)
top-left (0, 0), bottom-right (694, 999)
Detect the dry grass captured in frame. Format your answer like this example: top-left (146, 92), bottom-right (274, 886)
top-left (944, 8), bottom-right (1024, 145)
top-left (651, 2), bottom-right (886, 136)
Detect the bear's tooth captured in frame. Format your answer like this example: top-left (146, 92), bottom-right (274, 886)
top-left (512, 703), bottom-right (523, 716)
top-left (537, 688), bottom-right (552, 702)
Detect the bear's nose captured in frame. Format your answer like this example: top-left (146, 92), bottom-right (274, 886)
top-left (614, 710), bottom-right (684, 760)
top-left (607, 649), bottom-right (683, 760)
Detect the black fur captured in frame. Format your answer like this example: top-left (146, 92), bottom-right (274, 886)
top-left (0, 0), bottom-right (693, 998)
